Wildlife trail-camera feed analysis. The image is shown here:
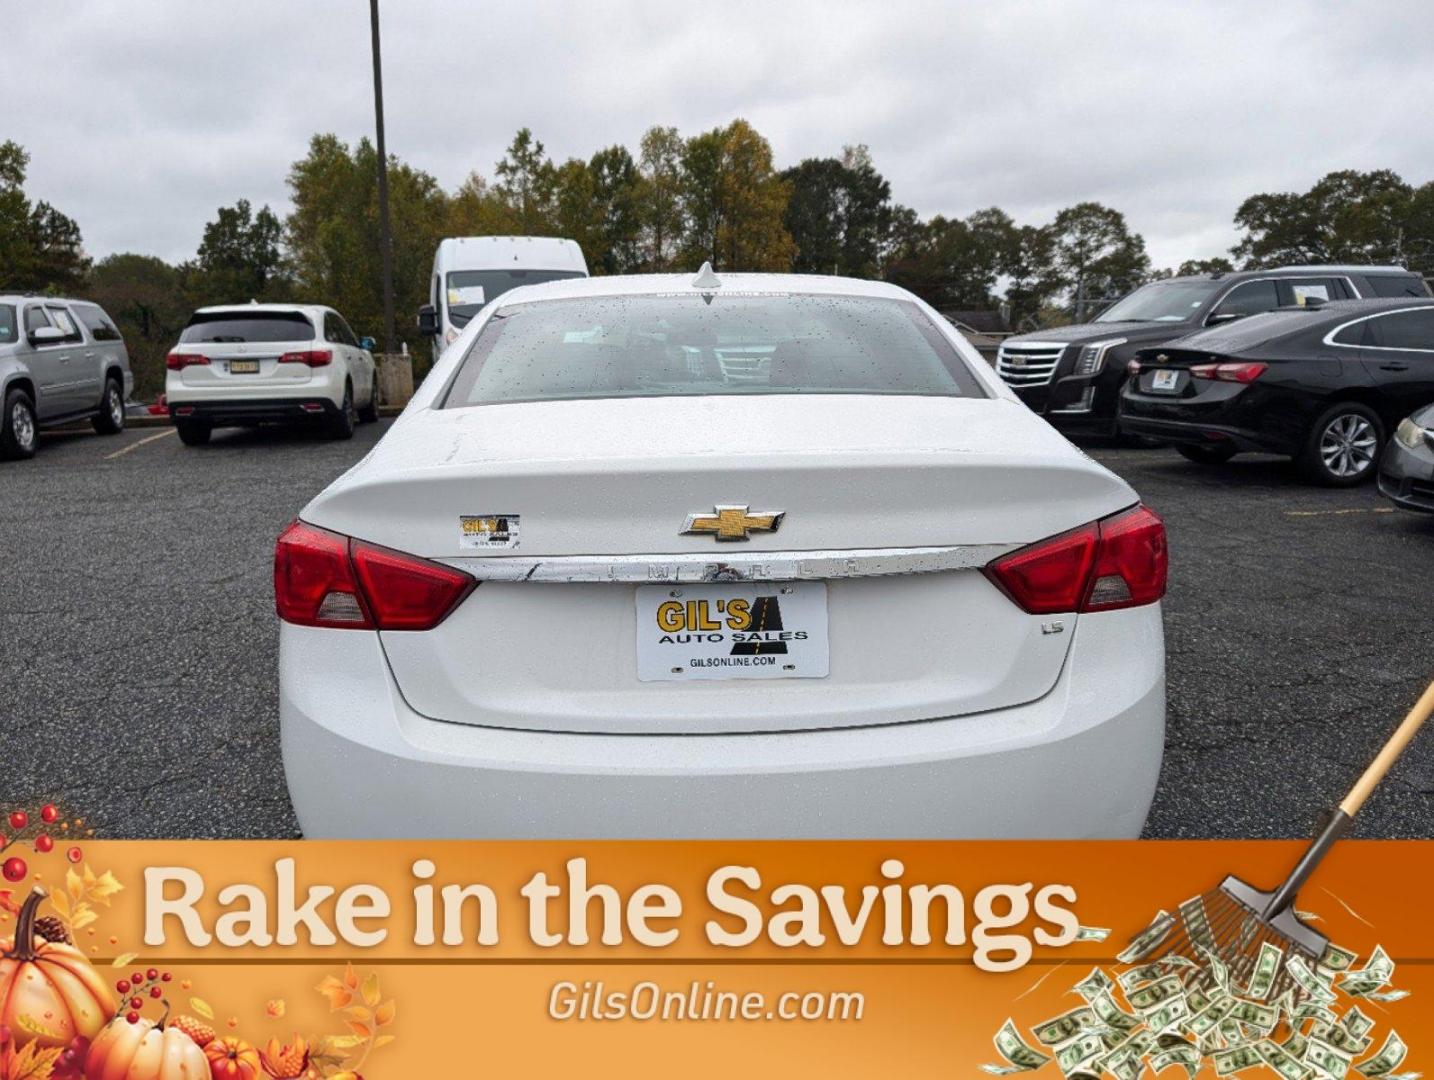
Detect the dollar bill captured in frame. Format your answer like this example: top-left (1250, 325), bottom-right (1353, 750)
top-left (1213, 1045), bottom-right (1263, 1075)
top-left (1033, 1006), bottom-right (1098, 1047)
top-left (1319, 943), bottom-right (1358, 973)
top-left (1150, 1044), bottom-right (1200, 1078)
top-left (984, 1018), bottom-right (1053, 1074)
top-left (1340, 947), bottom-right (1394, 997)
top-left (1128, 975), bottom-right (1185, 1014)
top-left (1288, 955), bottom-right (1339, 1005)
top-left (1118, 911), bottom-right (1175, 964)
top-left (1073, 967), bottom-right (1114, 1002)
top-left (1245, 941), bottom-right (1284, 1001)
top-left (1342, 1007), bottom-right (1375, 1040)
top-left (1200, 946), bottom-right (1232, 993)
top-left (1091, 990), bottom-right (1141, 1034)
top-left (1056, 1033), bottom-right (1107, 1076)
top-left (1179, 896), bottom-right (1216, 952)
top-left (1355, 1032), bottom-right (1407, 1078)
top-left (1075, 925), bottom-right (1111, 942)
top-left (1258, 1039), bottom-right (1312, 1080)
top-left (1187, 997), bottom-right (1236, 1039)
top-left (1311, 1021), bottom-right (1373, 1056)
top-left (1145, 996), bottom-right (1191, 1034)
top-left (1362, 989), bottom-right (1409, 1004)
top-left (1228, 999), bottom-right (1279, 1033)
top-left (1284, 1032), bottom-right (1310, 1059)
top-left (1307, 1037), bottom-right (1354, 1080)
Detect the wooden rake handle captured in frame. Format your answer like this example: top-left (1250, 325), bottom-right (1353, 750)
top-left (1340, 678), bottom-right (1434, 818)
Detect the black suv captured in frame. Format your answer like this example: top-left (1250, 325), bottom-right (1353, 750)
top-left (996, 265), bottom-right (1431, 437)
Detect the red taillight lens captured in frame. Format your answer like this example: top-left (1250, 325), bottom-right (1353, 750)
top-left (985, 505), bottom-right (1167, 614)
top-left (351, 540), bottom-right (475, 631)
top-left (279, 350), bottom-right (333, 367)
top-left (1190, 362), bottom-right (1266, 383)
top-left (274, 521), bottom-right (474, 631)
top-left (166, 352), bottom-right (210, 370)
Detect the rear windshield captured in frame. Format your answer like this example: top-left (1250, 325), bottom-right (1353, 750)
top-left (442, 293), bottom-right (986, 407)
top-left (446, 269), bottom-right (587, 326)
top-left (179, 311), bottom-right (314, 343)
top-left (1366, 274), bottom-right (1433, 299)
top-left (0, 305), bottom-right (15, 345)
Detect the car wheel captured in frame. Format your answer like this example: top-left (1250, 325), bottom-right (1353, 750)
top-left (357, 382), bottom-right (379, 424)
top-left (329, 382), bottom-right (357, 440)
top-left (1, 388), bottom-right (38, 460)
top-left (1297, 403), bottom-right (1383, 486)
top-left (1177, 444), bottom-right (1238, 465)
top-left (175, 420), bottom-right (212, 446)
top-left (92, 377), bottom-right (126, 435)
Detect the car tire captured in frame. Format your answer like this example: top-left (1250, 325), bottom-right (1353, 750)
top-left (1, 388), bottom-right (39, 460)
top-left (1177, 444), bottom-right (1238, 465)
top-left (1297, 403), bottom-right (1384, 487)
top-left (357, 382), bottom-right (379, 424)
top-left (91, 377), bottom-right (126, 435)
top-left (329, 382), bottom-right (357, 440)
top-left (175, 420), bottom-right (212, 446)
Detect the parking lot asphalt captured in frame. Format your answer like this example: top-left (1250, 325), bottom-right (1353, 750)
top-left (2, 421), bottom-right (1431, 839)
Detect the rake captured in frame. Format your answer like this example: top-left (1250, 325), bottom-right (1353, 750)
top-left (1132, 678), bottom-right (1434, 1003)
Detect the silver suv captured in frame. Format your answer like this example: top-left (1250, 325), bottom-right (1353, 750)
top-left (0, 295), bottom-right (134, 460)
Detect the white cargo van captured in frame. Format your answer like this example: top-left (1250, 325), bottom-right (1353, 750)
top-left (418, 236), bottom-right (588, 355)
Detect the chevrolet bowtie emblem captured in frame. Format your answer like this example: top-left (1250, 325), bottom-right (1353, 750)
top-left (681, 505), bottom-right (785, 542)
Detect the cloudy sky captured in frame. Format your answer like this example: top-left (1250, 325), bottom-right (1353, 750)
top-left (8, 1), bottom-right (1434, 272)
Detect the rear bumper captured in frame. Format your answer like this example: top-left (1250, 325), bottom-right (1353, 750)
top-left (280, 605), bottom-right (1165, 839)
top-left (169, 398), bottom-right (340, 426)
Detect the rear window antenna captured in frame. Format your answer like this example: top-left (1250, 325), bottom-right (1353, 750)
top-left (691, 262), bottom-right (722, 290)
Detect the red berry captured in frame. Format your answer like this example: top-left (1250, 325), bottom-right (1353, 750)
top-left (131, 972), bottom-right (143, 985)
top-left (66, 846), bottom-right (82, 864)
top-left (116, 980), bottom-right (130, 994)
top-left (150, 986), bottom-right (162, 999)
top-left (40, 805), bottom-right (59, 824)
top-left (129, 996), bottom-right (143, 1010)
top-left (146, 967), bottom-right (159, 981)
top-left (161, 972), bottom-right (172, 982)
top-left (35, 835), bottom-right (53, 853)
top-left (126, 1012), bottom-right (139, 1024)
top-left (1, 857), bottom-right (26, 882)
top-left (60, 1049), bottom-right (76, 1065)
top-left (8, 811), bottom-right (26, 831)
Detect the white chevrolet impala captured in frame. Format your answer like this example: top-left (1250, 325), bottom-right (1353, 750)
top-left (277, 269), bottom-right (1166, 838)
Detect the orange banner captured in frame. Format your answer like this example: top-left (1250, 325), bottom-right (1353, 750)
top-left (1, 841), bottom-right (1427, 1078)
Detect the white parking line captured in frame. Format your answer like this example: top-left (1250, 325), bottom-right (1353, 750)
top-left (104, 428), bottom-right (176, 460)
top-left (1284, 507), bottom-right (1395, 517)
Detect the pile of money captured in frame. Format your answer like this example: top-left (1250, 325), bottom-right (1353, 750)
top-left (983, 904), bottom-right (1415, 1080)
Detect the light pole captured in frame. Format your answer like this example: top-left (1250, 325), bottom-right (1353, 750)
top-left (369, 0), bottom-right (397, 355)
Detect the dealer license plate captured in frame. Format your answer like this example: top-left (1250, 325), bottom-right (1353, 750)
top-left (635, 582), bottom-right (829, 682)
top-left (1151, 369), bottom-right (1180, 392)
top-left (229, 360), bottom-right (261, 374)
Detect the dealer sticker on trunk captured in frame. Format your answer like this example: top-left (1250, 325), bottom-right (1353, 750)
top-left (458, 515), bottom-right (519, 550)
top-left (635, 582), bottom-right (829, 682)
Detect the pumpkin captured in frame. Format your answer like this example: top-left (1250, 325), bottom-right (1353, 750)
top-left (85, 1015), bottom-right (208, 1080)
top-left (204, 1036), bottom-right (261, 1080)
top-left (0, 887), bottom-right (114, 1050)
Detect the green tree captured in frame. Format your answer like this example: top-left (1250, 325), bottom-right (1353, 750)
top-left (189, 198), bottom-right (288, 304)
top-left (286, 133), bottom-right (447, 352)
top-left (550, 157), bottom-right (603, 261)
top-left (1231, 170), bottom-right (1413, 268)
top-left (679, 120), bottom-right (794, 271)
top-left (0, 140), bottom-right (90, 292)
top-left (85, 253), bottom-right (188, 397)
top-left (782, 145), bottom-right (892, 278)
top-left (1045, 202), bottom-right (1149, 319)
top-left (446, 171), bottom-right (519, 236)
top-left (588, 145), bottom-right (644, 274)
top-left (493, 128), bottom-right (556, 234)
top-left (1175, 257), bottom-right (1235, 276)
top-left (637, 126), bottom-right (685, 270)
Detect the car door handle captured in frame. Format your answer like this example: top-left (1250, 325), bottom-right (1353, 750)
top-left (1378, 362), bottom-right (1410, 371)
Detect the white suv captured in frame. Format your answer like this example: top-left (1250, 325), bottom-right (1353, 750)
top-left (165, 304), bottom-right (378, 444)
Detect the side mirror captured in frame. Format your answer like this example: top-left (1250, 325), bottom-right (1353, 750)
top-left (417, 305), bottom-right (440, 337)
top-left (30, 326), bottom-right (66, 345)
top-left (359, 336), bottom-right (376, 351)
top-left (1207, 311), bottom-right (1245, 325)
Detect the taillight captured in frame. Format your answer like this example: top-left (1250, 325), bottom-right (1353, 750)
top-left (1189, 362), bottom-right (1266, 384)
top-left (166, 352), bottom-right (209, 370)
top-left (985, 505), bottom-right (1167, 614)
top-left (274, 521), bottom-right (474, 631)
top-left (279, 350), bottom-right (333, 367)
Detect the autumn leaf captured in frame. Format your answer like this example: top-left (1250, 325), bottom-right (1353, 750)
top-left (110, 952), bottom-right (138, 968)
top-left (189, 997), bottom-right (215, 1020)
top-left (373, 999), bottom-right (395, 1027)
top-left (87, 869), bottom-right (124, 905)
top-left (342, 963), bottom-right (358, 990)
top-left (360, 972), bottom-right (380, 1008)
top-left (2, 1041), bottom-right (64, 1080)
top-left (342, 1006), bottom-right (371, 1025)
top-left (265, 999), bottom-right (285, 1019)
top-left (373, 1033), bottom-right (396, 1049)
top-left (65, 868), bottom-right (83, 905)
top-left (344, 1020), bottom-right (371, 1040)
top-left (320, 1035), bottom-right (364, 1053)
top-left (315, 975), bottom-right (353, 1011)
top-left (45, 891), bottom-right (68, 920)
top-left (0, 890), bottom-right (19, 917)
top-left (71, 908), bottom-right (98, 931)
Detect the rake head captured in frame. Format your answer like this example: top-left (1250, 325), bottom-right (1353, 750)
top-left (1146, 876), bottom-right (1328, 1004)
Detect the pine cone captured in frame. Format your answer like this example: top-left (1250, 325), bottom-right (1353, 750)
top-left (33, 915), bottom-right (70, 944)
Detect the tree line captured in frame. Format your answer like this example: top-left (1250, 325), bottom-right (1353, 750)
top-left (3, 125), bottom-right (1434, 396)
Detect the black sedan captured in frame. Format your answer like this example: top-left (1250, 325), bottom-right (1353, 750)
top-left (1118, 298), bottom-right (1434, 486)
top-left (1379, 403), bottom-right (1434, 511)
